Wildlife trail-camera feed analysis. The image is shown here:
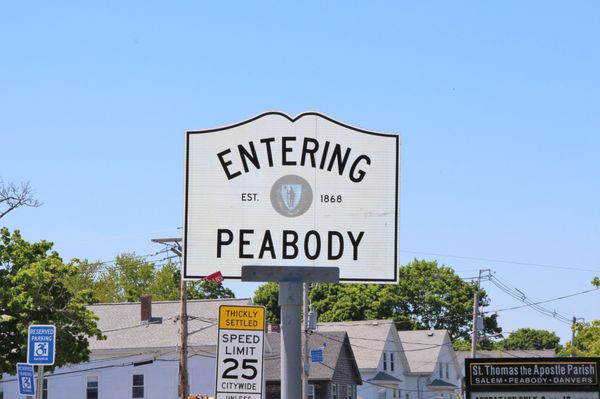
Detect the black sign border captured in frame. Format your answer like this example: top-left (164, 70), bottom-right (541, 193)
top-left (183, 111), bottom-right (401, 282)
top-left (465, 357), bottom-right (600, 397)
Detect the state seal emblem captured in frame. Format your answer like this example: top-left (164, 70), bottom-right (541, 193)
top-left (270, 174), bottom-right (313, 217)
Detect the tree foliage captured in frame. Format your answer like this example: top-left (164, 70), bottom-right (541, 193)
top-left (558, 321), bottom-right (600, 357)
top-left (498, 328), bottom-right (561, 351)
top-left (253, 259), bottom-right (501, 340)
top-left (0, 179), bottom-right (41, 219)
top-left (69, 254), bottom-right (235, 303)
top-left (0, 228), bottom-right (103, 374)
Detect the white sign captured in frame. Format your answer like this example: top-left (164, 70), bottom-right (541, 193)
top-left (215, 305), bottom-right (266, 399)
top-left (471, 392), bottom-right (600, 399)
top-left (184, 111), bottom-right (400, 282)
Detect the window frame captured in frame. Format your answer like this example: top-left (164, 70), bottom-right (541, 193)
top-left (332, 383), bottom-right (338, 399)
top-left (86, 375), bottom-right (99, 399)
top-left (308, 384), bottom-right (315, 399)
top-left (132, 373), bottom-right (145, 399)
top-left (346, 384), bottom-right (355, 399)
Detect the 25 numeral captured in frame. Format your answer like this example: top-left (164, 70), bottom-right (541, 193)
top-left (222, 358), bottom-right (258, 380)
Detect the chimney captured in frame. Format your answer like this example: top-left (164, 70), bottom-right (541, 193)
top-left (141, 295), bottom-right (152, 323)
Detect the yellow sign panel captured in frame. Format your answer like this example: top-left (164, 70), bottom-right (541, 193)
top-left (219, 305), bottom-right (265, 331)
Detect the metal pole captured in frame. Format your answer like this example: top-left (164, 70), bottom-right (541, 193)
top-left (36, 365), bottom-right (43, 399)
top-left (180, 279), bottom-right (188, 399)
top-left (302, 283), bottom-right (309, 399)
top-left (279, 281), bottom-right (303, 399)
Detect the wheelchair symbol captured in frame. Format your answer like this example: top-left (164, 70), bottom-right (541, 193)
top-left (34, 342), bottom-right (49, 356)
top-left (21, 376), bottom-right (32, 389)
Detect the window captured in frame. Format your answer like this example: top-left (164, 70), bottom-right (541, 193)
top-left (347, 384), bottom-right (354, 399)
top-left (132, 374), bottom-right (144, 398)
top-left (308, 384), bottom-right (315, 399)
top-left (390, 352), bottom-right (395, 372)
top-left (42, 378), bottom-right (48, 399)
top-left (87, 376), bottom-right (99, 399)
top-left (383, 352), bottom-right (388, 370)
top-left (332, 383), bottom-right (338, 399)
top-left (445, 363), bottom-right (450, 379)
top-left (406, 393), bottom-right (410, 399)
top-left (377, 387), bottom-right (386, 399)
top-left (438, 362), bottom-right (443, 378)
top-left (393, 389), bottom-right (400, 399)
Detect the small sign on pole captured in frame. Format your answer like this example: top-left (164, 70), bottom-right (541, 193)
top-left (17, 363), bottom-right (36, 396)
top-left (27, 324), bottom-right (56, 365)
top-left (215, 305), bottom-right (266, 399)
top-left (310, 348), bottom-right (324, 363)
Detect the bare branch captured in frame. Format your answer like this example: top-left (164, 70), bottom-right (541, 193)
top-left (0, 179), bottom-right (42, 219)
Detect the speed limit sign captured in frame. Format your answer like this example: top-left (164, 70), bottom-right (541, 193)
top-left (215, 305), bottom-right (266, 399)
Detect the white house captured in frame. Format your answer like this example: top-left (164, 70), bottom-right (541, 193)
top-left (1, 297), bottom-right (253, 399)
top-left (319, 320), bottom-right (409, 399)
top-left (398, 330), bottom-right (461, 399)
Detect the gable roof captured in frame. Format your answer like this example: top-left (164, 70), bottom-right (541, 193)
top-left (318, 320), bottom-right (409, 371)
top-left (88, 298), bottom-right (252, 352)
top-left (397, 329), bottom-right (450, 374)
top-left (265, 331), bottom-right (361, 384)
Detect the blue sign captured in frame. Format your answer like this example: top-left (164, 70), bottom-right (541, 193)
top-left (27, 324), bottom-right (56, 365)
top-left (17, 363), bottom-right (35, 396)
top-left (310, 348), bottom-right (324, 363)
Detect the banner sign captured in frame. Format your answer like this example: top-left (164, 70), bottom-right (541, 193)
top-left (215, 305), bottom-right (266, 399)
top-left (466, 359), bottom-right (599, 388)
top-left (184, 112), bottom-right (400, 282)
top-left (465, 358), bottom-right (600, 399)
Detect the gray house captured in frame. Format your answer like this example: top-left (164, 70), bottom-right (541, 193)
top-left (265, 331), bottom-right (363, 399)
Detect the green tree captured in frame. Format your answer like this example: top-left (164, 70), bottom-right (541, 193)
top-left (253, 282), bottom-right (281, 323)
top-left (253, 259), bottom-right (501, 341)
top-left (0, 228), bottom-right (103, 374)
top-left (75, 255), bottom-right (235, 303)
top-left (498, 328), bottom-right (561, 351)
top-left (559, 320), bottom-right (600, 356)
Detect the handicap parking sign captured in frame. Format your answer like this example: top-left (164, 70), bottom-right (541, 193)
top-left (17, 363), bottom-right (36, 396)
top-left (28, 324), bottom-right (56, 365)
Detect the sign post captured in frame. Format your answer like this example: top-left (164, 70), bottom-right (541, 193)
top-left (215, 305), bottom-right (266, 399)
top-left (28, 324), bottom-right (56, 399)
top-left (17, 363), bottom-right (36, 396)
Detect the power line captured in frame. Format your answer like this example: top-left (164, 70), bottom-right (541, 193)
top-left (401, 250), bottom-right (600, 273)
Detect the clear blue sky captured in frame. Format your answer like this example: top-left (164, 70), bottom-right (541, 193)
top-left (1, 1), bottom-right (599, 344)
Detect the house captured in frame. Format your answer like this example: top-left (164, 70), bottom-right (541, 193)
top-left (398, 330), bottom-right (461, 399)
top-left (1, 297), bottom-right (254, 399)
top-left (318, 320), bottom-right (409, 399)
top-left (264, 330), bottom-right (363, 399)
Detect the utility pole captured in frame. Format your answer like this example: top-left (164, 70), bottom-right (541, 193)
top-left (151, 237), bottom-right (186, 398)
top-left (471, 290), bottom-right (478, 359)
top-left (471, 269), bottom-right (491, 358)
